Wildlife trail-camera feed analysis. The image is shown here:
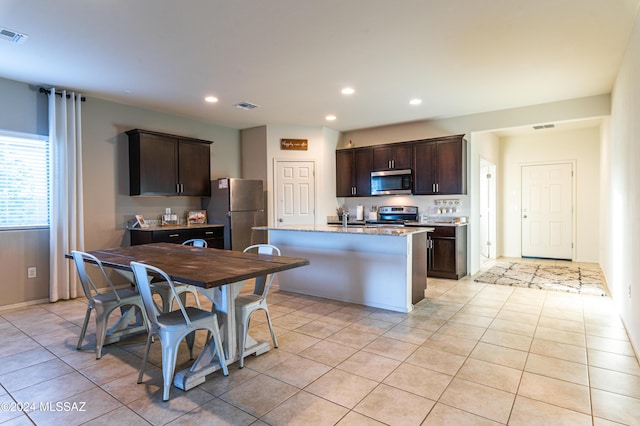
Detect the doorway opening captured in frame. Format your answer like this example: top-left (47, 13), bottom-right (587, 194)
top-left (479, 159), bottom-right (497, 265)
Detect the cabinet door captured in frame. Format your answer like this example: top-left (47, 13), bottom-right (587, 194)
top-left (373, 145), bottom-right (412, 170)
top-left (132, 133), bottom-right (179, 195)
top-left (392, 145), bottom-right (412, 169)
top-left (412, 141), bottom-right (436, 195)
top-left (429, 236), bottom-right (457, 276)
top-left (178, 139), bottom-right (211, 196)
top-left (353, 148), bottom-right (373, 196)
top-left (336, 150), bottom-right (355, 197)
top-left (373, 146), bottom-right (394, 170)
top-left (436, 138), bottom-right (465, 194)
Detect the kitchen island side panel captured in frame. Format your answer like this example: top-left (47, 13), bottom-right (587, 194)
top-left (268, 229), bottom-right (426, 312)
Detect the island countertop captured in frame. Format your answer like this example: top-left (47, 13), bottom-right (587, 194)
top-left (254, 224), bottom-right (433, 236)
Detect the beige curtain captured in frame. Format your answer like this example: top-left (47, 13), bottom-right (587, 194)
top-left (48, 88), bottom-right (84, 302)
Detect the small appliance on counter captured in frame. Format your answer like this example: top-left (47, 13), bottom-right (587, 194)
top-left (161, 208), bottom-right (179, 225)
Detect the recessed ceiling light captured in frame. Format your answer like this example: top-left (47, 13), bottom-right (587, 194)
top-left (204, 96), bottom-right (218, 103)
top-left (409, 98), bottom-right (422, 105)
top-left (341, 87), bottom-right (355, 95)
top-left (326, 115), bottom-right (337, 121)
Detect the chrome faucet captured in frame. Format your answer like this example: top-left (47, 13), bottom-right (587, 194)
top-left (342, 212), bottom-right (349, 228)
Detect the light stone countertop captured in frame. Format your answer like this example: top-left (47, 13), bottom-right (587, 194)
top-left (254, 224), bottom-right (433, 236)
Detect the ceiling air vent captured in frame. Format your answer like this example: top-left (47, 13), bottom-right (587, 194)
top-left (0, 27), bottom-right (28, 44)
top-left (533, 124), bottom-right (555, 130)
top-left (234, 101), bottom-right (260, 110)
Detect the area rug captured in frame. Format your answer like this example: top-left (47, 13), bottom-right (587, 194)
top-left (474, 261), bottom-right (608, 296)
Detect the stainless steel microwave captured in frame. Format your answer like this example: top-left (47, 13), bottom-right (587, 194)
top-left (371, 169), bottom-right (412, 195)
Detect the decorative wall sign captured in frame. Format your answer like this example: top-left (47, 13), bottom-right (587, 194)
top-left (281, 138), bottom-right (308, 150)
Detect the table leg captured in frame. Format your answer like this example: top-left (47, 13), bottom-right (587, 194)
top-left (173, 280), bottom-right (271, 391)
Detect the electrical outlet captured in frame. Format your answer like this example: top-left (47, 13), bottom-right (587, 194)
top-left (27, 267), bottom-right (37, 279)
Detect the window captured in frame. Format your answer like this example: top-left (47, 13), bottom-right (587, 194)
top-left (0, 131), bottom-right (49, 229)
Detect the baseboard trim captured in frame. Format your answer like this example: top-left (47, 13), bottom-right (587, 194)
top-left (0, 298), bottom-right (51, 312)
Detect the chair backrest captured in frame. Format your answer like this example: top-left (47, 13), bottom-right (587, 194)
top-left (182, 239), bottom-right (207, 247)
top-left (71, 251), bottom-right (120, 302)
top-left (130, 261), bottom-right (192, 325)
top-left (242, 244), bottom-right (281, 297)
top-left (243, 244), bottom-right (281, 256)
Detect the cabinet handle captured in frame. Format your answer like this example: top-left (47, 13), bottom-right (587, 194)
top-left (176, 183), bottom-right (180, 193)
top-left (169, 234), bottom-right (179, 238)
top-left (352, 186), bottom-right (356, 196)
top-left (436, 183), bottom-right (439, 193)
top-left (205, 231), bottom-right (214, 235)
top-left (432, 183), bottom-right (436, 193)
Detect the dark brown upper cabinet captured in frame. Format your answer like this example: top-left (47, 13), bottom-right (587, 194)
top-left (127, 129), bottom-right (212, 196)
top-left (372, 144), bottom-right (412, 170)
top-left (336, 148), bottom-right (373, 197)
top-left (413, 134), bottom-right (466, 195)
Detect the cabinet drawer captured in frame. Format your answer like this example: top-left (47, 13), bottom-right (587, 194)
top-left (130, 226), bottom-right (224, 246)
top-left (430, 226), bottom-right (455, 238)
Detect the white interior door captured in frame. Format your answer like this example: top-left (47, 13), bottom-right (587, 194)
top-left (521, 163), bottom-right (573, 260)
top-left (479, 159), bottom-right (496, 260)
top-left (275, 160), bottom-right (316, 226)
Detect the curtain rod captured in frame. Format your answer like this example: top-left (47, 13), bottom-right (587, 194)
top-left (39, 87), bottom-right (86, 102)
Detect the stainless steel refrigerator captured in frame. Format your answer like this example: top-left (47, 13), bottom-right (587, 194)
top-left (203, 178), bottom-right (267, 251)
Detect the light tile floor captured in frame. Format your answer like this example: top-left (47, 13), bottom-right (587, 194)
top-left (1, 258), bottom-right (640, 425)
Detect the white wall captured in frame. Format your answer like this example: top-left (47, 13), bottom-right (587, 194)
top-left (602, 10), bottom-right (640, 356)
top-left (261, 125), bottom-right (340, 226)
top-left (499, 127), bottom-right (601, 262)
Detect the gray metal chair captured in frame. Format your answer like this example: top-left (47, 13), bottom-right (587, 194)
top-left (71, 250), bottom-right (148, 359)
top-left (181, 238), bottom-right (207, 247)
top-left (131, 261), bottom-right (228, 401)
top-left (149, 239), bottom-right (206, 312)
top-left (237, 244), bottom-right (280, 368)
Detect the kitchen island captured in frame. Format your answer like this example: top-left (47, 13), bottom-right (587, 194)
top-left (257, 224), bottom-right (433, 312)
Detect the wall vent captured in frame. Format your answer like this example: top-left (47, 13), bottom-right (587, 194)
top-left (533, 124), bottom-right (555, 130)
top-left (234, 101), bottom-right (260, 110)
top-left (0, 27), bottom-right (28, 44)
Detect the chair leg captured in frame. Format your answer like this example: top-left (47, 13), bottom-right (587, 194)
top-left (94, 308), bottom-right (109, 359)
top-left (264, 308), bottom-right (278, 349)
top-left (238, 313), bottom-right (251, 368)
top-left (76, 307), bottom-right (92, 350)
top-left (162, 338), bottom-right (181, 401)
top-left (138, 332), bottom-right (154, 384)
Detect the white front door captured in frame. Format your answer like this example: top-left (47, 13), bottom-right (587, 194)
top-left (275, 160), bottom-right (316, 226)
top-left (521, 163), bottom-right (573, 260)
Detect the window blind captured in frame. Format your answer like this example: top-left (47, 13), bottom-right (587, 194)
top-left (0, 133), bottom-right (49, 229)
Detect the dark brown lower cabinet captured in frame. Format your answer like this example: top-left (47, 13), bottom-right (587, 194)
top-left (427, 226), bottom-right (467, 280)
top-left (130, 225), bottom-right (224, 249)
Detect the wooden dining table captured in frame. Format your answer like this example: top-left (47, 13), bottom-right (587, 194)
top-left (68, 242), bottom-right (309, 391)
